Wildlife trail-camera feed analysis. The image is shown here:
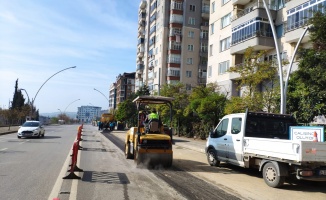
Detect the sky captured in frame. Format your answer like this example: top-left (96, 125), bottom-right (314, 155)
top-left (0, 0), bottom-right (139, 114)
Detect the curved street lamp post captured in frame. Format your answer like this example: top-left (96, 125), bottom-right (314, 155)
top-left (93, 88), bottom-right (110, 111)
top-left (29, 66), bottom-right (76, 119)
top-left (64, 99), bottom-right (80, 114)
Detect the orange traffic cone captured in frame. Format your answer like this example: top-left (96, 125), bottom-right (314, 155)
top-left (313, 131), bottom-right (318, 142)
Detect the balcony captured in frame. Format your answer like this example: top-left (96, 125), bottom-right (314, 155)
top-left (137, 50), bottom-right (144, 58)
top-left (231, 34), bottom-right (274, 54)
top-left (201, 7), bottom-right (209, 19)
top-left (284, 21), bottom-right (310, 43)
top-left (137, 64), bottom-right (144, 72)
top-left (232, 7), bottom-right (277, 27)
top-left (232, 0), bottom-right (251, 5)
top-left (139, 0), bottom-right (146, 9)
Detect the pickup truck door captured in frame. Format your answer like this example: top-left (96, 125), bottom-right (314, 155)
top-left (226, 117), bottom-right (244, 166)
top-left (210, 118), bottom-right (229, 160)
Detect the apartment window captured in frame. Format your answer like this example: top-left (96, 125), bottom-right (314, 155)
top-left (190, 5), bottom-right (196, 12)
top-left (187, 58), bottom-right (193, 64)
top-left (167, 69), bottom-right (180, 77)
top-left (188, 45), bottom-right (194, 51)
top-left (186, 84), bottom-right (192, 91)
top-left (211, 1), bottom-right (215, 13)
top-left (201, 30), bottom-right (208, 39)
top-left (188, 17), bottom-right (196, 25)
top-left (188, 31), bottom-right (194, 38)
top-left (171, 28), bottom-right (182, 36)
top-left (211, 23), bottom-right (214, 34)
top-left (208, 65), bottom-right (212, 77)
top-left (231, 18), bottom-right (273, 46)
top-left (276, 24), bottom-right (283, 39)
top-left (286, 0), bottom-right (325, 32)
top-left (172, 1), bottom-right (183, 10)
top-left (209, 44), bottom-right (213, 56)
top-left (221, 13), bottom-right (231, 29)
top-left (219, 61), bottom-right (230, 75)
top-left (222, 0), bottom-right (230, 5)
top-left (186, 71), bottom-right (192, 78)
top-left (220, 37), bottom-right (231, 52)
top-left (171, 41), bottom-right (181, 50)
top-left (201, 43), bottom-right (208, 53)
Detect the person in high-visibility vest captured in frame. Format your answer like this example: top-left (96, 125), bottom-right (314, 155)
top-left (148, 108), bottom-right (159, 120)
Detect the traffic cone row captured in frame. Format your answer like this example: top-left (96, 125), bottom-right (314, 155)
top-left (63, 124), bottom-right (84, 179)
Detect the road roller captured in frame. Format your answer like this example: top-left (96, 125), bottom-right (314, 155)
top-left (124, 95), bottom-right (174, 168)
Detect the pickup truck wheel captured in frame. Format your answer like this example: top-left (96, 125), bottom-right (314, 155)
top-left (207, 149), bottom-right (220, 167)
top-left (125, 143), bottom-right (133, 159)
top-left (263, 162), bottom-right (285, 188)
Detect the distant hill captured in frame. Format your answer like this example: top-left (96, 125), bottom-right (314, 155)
top-left (40, 112), bottom-right (77, 118)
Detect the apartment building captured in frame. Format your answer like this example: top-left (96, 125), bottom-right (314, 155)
top-left (135, 0), bottom-right (210, 94)
top-left (115, 72), bottom-right (136, 105)
top-left (77, 106), bottom-right (102, 123)
top-left (109, 83), bottom-right (117, 110)
top-left (207, 0), bottom-right (324, 97)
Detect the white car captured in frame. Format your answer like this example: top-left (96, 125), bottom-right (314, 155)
top-left (17, 121), bottom-right (45, 138)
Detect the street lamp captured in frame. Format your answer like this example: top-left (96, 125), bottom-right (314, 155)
top-left (30, 66), bottom-right (76, 119)
top-left (64, 99), bottom-right (80, 113)
top-left (262, 0), bottom-right (284, 114)
top-left (283, 27), bottom-right (311, 114)
top-left (93, 88), bottom-right (110, 111)
top-left (19, 89), bottom-right (30, 104)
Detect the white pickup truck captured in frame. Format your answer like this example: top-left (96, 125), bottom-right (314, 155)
top-left (205, 110), bottom-right (326, 188)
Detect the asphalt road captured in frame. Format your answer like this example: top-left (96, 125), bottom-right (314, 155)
top-left (0, 124), bottom-right (77, 200)
top-left (2, 124), bottom-right (326, 200)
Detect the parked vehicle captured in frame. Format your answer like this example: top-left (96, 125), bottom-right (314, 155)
top-left (17, 121), bottom-right (45, 138)
top-left (205, 110), bottom-right (326, 188)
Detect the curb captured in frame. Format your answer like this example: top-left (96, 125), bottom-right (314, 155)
top-left (0, 130), bottom-right (17, 136)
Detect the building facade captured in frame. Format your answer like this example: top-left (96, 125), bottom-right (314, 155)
top-left (109, 83), bottom-right (117, 111)
top-left (77, 106), bottom-right (102, 123)
top-left (135, 0), bottom-right (210, 94)
top-left (207, 0), bottom-right (324, 97)
top-left (114, 72), bottom-right (136, 106)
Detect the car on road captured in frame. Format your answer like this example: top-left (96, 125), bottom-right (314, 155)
top-left (17, 121), bottom-right (45, 138)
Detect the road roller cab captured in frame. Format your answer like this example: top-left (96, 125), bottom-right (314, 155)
top-left (124, 95), bottom-right (174, 168)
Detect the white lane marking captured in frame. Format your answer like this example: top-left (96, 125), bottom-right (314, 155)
top-left (69, 140), bottom-right (82, 200)
top-left (47, 146), bottom-right (73, 200)
top-left (0, 148), bottom-right (8, 151)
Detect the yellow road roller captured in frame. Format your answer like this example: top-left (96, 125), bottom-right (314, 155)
top-left (124, 95), bottom-right (174, 168)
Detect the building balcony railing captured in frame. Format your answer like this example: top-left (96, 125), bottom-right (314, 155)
top-left (232, 1), bottom-right (277, 22)
top-left (283, 19), bottom-right (309, 33)
top-left (167, 57), bottom-right (181, 64)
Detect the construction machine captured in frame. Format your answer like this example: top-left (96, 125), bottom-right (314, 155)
top-left (124, 95), bottom-right (174, 168)
top-left (100, 113), bottom-right (114, 130)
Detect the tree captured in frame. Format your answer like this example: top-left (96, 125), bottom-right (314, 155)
top-left (287, 12), bottom-right (326, 123)
top-left (228, 47), bottom-right (280, 112)
top-left (160, 83), bottom-right (189, 136)
top-left (186, 83), bottom-right (226, 126)
top-left (115, 99), bottom-right (137, 127)
top-left (11, 79), bottom-right (25, 110)
top-left (185, 83), bottom-right (227, 139)
top-left (135, 84), bottom-right (150, 96)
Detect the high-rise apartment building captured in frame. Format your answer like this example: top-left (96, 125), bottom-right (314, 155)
top-left (207, 0), bottom-right (325, 97)
top-left (136, 0), bottom-right (210, 93)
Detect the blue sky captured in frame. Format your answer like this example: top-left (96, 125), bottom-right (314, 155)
top-left (0, 0), bottom-right (139, 113)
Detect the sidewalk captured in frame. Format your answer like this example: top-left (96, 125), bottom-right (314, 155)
top-left (0, 126), bottom-right (19, 135)
top-left (173, 135), bottom-right (206, 154)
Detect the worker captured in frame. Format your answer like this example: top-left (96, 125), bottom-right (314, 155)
top-left (147, 108), bottom-right (159, 121)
